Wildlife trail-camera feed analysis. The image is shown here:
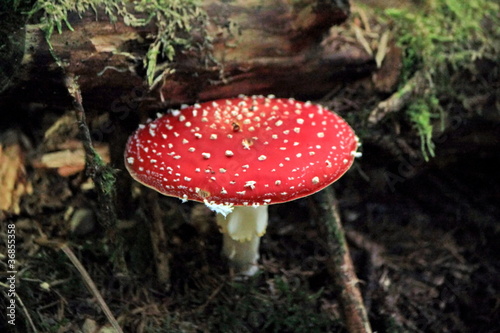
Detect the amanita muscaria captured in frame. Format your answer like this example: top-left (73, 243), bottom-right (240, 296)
top-left (125, 95), bottom-right (360, 275)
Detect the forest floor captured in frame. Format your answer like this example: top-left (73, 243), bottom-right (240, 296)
top-left (2, 80), bottom-right (499, 333)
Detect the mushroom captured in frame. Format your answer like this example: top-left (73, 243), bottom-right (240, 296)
top-left (124, 95), bottom-right (360, 275)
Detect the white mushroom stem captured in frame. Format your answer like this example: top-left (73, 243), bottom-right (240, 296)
top-left (216, 205), bottom-right (268, 276)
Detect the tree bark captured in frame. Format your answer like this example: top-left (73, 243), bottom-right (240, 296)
top-left (1, 0), bottom-right (375, 115)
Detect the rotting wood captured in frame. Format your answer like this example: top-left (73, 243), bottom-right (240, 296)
top-left (1, 0), bottom-right (376, 114)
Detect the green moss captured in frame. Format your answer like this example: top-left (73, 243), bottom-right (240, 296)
top-left (387, 0), bottom-right (499, 81)
top-left (28, 0), bottom-right (209, 85)
top-left (386, 0), bottom-right (499, 158)
top-left (407, 96), bottom-right (442, 161)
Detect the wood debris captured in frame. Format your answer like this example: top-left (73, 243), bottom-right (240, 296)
top-left (0, 137), bottom-right (33, 217)
top-left (33, 140), bottom-right (110, 177)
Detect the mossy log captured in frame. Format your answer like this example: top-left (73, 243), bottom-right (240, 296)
top-left (1, 0), bottom-right (375, 115)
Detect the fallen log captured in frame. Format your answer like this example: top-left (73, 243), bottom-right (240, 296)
top-left (1, 0), bottom-right (375, 114)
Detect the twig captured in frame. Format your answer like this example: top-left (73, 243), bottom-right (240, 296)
top-left (15, 289), bottom-right (39, 333)
top-left (192, 280), bottom-right (226, 314)
top-left (312, 187), bottom-right (372, 333)
top-left (59, 244), bottom-right (124, 333)
top-left (345, 229), bottom-right (385, 314)
top-left (0, 282), bottom-right (39, 332)
top-left (65, 75), bottom-right (117, 229)
top-left (35, 238), bottom-right (124, 333)
top-left (65, 75), bottom-right (128, 275)
top-left (368, 70), bottom-right (428, 125)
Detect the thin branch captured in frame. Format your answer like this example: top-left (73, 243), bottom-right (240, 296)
top-left (34, 238), bottom-right (124, 333)
top-left (15, 289), bottom-right (39, 333)
top-left (368, 70), bottom-right (428, 125)
top-left (312, 186), bottom-right (372, 333)
top-left (59, 243), bottom-right (124, 333)
top-left (65, 75), bottom-right (117, 229)
top-left (0, 281), bottom-right (39, 333)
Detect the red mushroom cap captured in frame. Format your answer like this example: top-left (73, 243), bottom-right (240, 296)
top-left (125, 96), bottom-right (359, 208)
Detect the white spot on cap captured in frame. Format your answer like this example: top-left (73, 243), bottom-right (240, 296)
top-left (210, 134), bottom-right (218, 140)
top-left (317, 132), bottom-right (325, 138)
top-left (275, 120), bottom-right (283, 126)
top-left (242, 138), bottom-right (252, 149)
top-left (244, 181), bottom-right (256, 189)
top-left (296, 118), bottom-right (304, 124)
top-left (258, 155), bottom-right (267, 161)
top-left (202, 152), bottom-right (211, 159)
top-left (275, 180), bottom-right (281, 185)
top-left (127, 157), bottom-right (134, 164)
top-left (312, 176), bottom-right (320, 184)
top-left (225, 150), bottom-right (234, 157)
